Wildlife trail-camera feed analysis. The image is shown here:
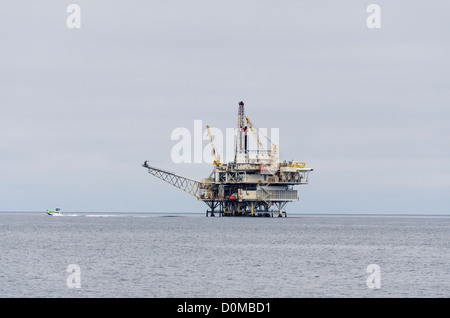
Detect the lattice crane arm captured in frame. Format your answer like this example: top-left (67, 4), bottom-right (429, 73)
top-left (141, 161), bottom-right (202, 199)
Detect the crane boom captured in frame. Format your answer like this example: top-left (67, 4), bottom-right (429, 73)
top-left (142, 161), bottom-right (202, 199)
top-left (246, 117), bottom-right (265, 151)
top-left (206, 125), bottom-right (221, 166)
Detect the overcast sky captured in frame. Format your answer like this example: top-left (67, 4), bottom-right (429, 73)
top-left (1, 1), bottom-right (449, 214)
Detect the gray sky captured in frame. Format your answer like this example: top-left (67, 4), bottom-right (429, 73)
top-left (1, 1), bottom-right (449, 214)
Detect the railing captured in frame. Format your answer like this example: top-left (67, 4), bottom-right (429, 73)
top-left (256, 189), bottom-right (298, 200)
top-left (246, 150), bottom-right (273, 155)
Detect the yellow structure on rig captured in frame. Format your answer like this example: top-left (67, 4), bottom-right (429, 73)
top-left (206, 125), bottom-right (221, 166)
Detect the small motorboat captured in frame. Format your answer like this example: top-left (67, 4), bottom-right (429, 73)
top-left (46, 208), bottom-right (62, 216)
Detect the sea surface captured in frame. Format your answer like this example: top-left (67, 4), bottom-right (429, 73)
top-left (0, 212), bottom-right (449, 298)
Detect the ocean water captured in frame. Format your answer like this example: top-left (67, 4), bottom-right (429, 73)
top-left (0, 212), bottom-right (449, 298)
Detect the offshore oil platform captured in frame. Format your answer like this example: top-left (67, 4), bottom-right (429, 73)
top-left (142, 101), bottom-right (313, 217)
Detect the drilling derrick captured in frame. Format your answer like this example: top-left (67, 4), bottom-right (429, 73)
top-left (142, 101), bottom-right (313, 217)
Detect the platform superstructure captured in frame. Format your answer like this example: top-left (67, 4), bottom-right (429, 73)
top-left (142, 101), bottom-right (313, 217)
